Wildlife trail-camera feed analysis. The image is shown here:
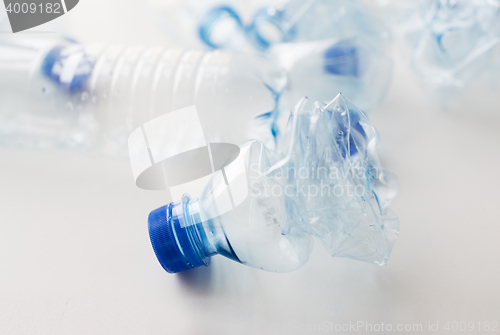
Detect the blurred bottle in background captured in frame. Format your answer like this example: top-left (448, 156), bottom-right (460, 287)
top-left (0, 35), bottom-right (286, 155)
top-left (248, 0), bottom-right (387, 49)
top-left (361, 0), bottom-right (433, 38)
top-left (143, 0), bottom-right (274, 51)
top-left (411, 0), bottom-right (500, 106)
top-left (0, 32), bottom-right (394, 156)
top-left (254, 0), bottom-right (394, 115)
top-left (145, 0), bottom-right (391, 51)
top-left (144, 0), bottom-right (394, 112)
top-left (274, 37), bottom-right (392, 118)
top-left (368, 0), bottom-right (500, 114)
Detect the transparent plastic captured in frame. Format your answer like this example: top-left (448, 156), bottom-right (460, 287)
top-left (274, 37), bottom-right (392, 115)
top-left (0, 35), bottom-right (286, 155)
top-left (249, 0), bottom-right (390, 49)
top-left (412, 0), bottom-right (500, 102)
top-left (148, 94), bottom-right (400, 273)
top-left (117, 1), bottom-right (394, 113)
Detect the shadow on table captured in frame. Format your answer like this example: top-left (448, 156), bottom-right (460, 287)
top-left (176, 264), bottom-right (215, 294)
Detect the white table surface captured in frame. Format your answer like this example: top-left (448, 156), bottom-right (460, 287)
top-left (1, 1), bottom-right (499, 334)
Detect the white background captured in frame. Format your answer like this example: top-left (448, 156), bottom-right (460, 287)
top-left (1, 1), bottom-right (499, 334)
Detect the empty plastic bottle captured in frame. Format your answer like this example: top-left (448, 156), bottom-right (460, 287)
top-left (148, 94), bottom-right (400, 273)
top-left (142, 0), bottom-right (394, 112)
top-left (0, 35), bottom-right (286, 155)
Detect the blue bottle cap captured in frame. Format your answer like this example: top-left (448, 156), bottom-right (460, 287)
top-left (148, 202), bottom-right (210, 274)
top-left (41, 45), bottom-right (93, 92)
top-left (324, 41), bottom-right (362, 77)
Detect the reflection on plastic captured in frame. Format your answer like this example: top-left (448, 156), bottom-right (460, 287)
top-left (128, 105), bottom-right (247, 219)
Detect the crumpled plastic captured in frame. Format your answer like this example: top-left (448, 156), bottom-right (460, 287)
top-left (266, 93), bottom-right (400, 265)
top-left (412, 0), bottom-right (500, 102)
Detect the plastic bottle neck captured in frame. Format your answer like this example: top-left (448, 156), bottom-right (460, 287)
top-left (175, 196), bottom-right (218, 258)
top-left (148, 196), bottom-right (215, 273)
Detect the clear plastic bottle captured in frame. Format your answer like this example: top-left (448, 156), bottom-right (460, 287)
top-left (148, 94), bottom-right (400, 273)
top-left (0, 35), bottom-right (286, 155)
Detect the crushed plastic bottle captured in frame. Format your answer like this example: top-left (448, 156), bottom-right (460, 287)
top-left (148, 93), bottom-right (400, 273)
top-left (412, 0), bottom-right (500, 102)
top-left (0, 35), bottom-right (286, 154)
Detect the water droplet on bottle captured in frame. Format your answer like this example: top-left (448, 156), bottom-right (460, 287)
top-left (41, 87), bottom-right (47, 94)
top-left (66, 102), bottom-right (74, 111)
top-left (81, 91), bottom-right (89, 102)
top-left (210, 231), bottom-right (214, 236)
